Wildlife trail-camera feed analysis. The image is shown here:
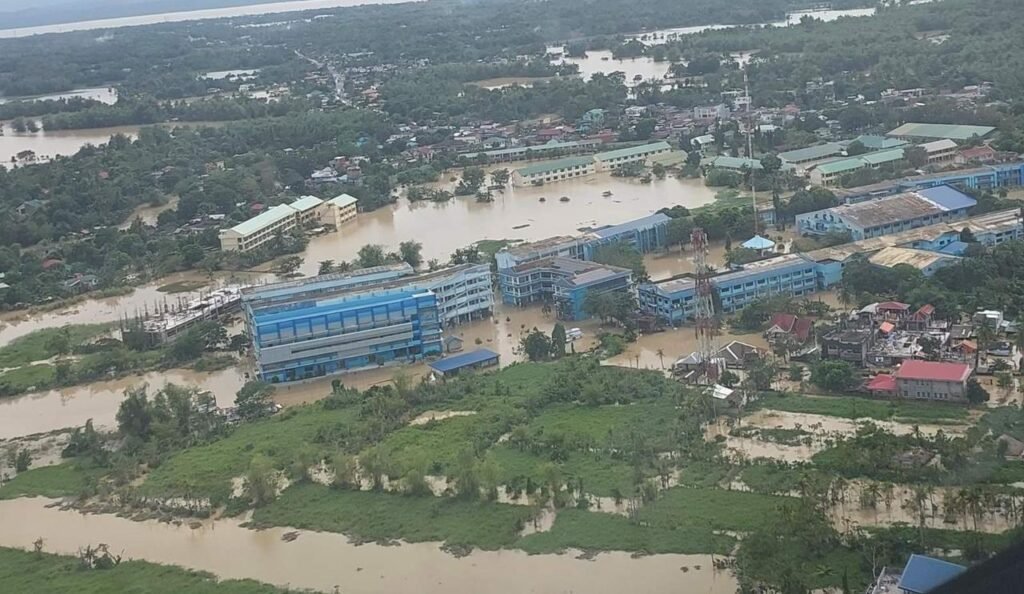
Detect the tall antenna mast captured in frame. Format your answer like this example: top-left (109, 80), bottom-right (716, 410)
top-left (745, 69), bottom-right (758, 237)
top-left (691, 227), bottom-right (720, 383)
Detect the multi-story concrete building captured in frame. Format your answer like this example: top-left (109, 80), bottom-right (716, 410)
top-left (219, 196), bottom-right (334, 252)
top-left (581, 213), bottom-right (670, 258)
top-left (638, 255), bottom-right (818, 323)
top-left (895, 360), bottom-right (972, 402)
top-left (495, 236), bottom-right (582, 271)
top-left (324, 193), bottom-right (358, 228)
top-left (713, 255), bottom-right (819, 313)
top-left (458, 139), bottom-right (602, 163)
top-left (512, 156), bottom-right (595, 186)
top-left (810, 147), bottom-right (908, 187)
top-left (795, 186), bottom-right (976, 240)
top-left (921, 139), bottom-right (958, 166)
top-left (833, 162), bottom-right (1024, 203)
top-left (497, 257), bottom-right (632, 320)
top-left (243, 264), bottom-right (493, 382)
top-left (592, 141), bottom-right (672, 172)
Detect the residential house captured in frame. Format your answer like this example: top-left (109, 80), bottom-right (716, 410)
top-left (764, 313), bottom-right (814, 346)
top-left (894, 360), bottom-right (972, 403)
top-left (821, 328), bottom-right (876, 366)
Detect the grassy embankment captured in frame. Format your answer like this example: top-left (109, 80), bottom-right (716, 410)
top-left (0, 547), bottom-right (282, 594)
top-left (2, 360), bottom-right (1020, 592)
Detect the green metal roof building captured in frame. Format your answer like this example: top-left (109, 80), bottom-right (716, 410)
top-left (779, 142), bottom-right (843, 164)
top-left (513, 156), bottom-right (596, 186)
top-left (887, 122), bottom-right (995, 142)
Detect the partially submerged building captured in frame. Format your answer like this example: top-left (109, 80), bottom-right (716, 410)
top-left (795, 186), bottom-right (976, 240)
top-left (496, 257), bottom-right (633, 320)
top-left (242, 263), bottom-right (494, 382)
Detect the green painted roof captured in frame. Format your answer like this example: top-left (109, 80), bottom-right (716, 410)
top-left (228, 204), bottom-right (296, 236)
top-left (852, 135), bottom-right (907, 150)
top-left (515, 156), bottom-right (595, 177)
top-left (779, 142), bottom-right (842, 163)
top-left (291, 195), bottom-right (324, 212)
top-left (594, 141), bottom-right (672, 161)
top-left (327, 193), bottom-right (358, 208)
top-left (887, 122), bottom-right (995, 141)
top-left (816, 157), bottom-right (867, 175)
top-left (860, 147), bottom-right (905, 165)
top-left (710, 156), bottom-right (762, 170)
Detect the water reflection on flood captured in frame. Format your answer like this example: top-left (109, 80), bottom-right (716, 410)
top-left (299, 173), bottom-right (717, 276)
top-left (0, 498), bottom-right (738, 594)
top-left (0, 367), bottom-right (249, 440)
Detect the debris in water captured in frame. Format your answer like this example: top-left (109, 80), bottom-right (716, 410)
top-left (282, 531), bottom-right (299, 542)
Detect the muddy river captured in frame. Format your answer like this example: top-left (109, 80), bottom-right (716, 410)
top-left (0, 497), bottom-right (737, 594)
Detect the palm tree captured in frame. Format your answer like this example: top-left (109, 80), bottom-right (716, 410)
top-left (976, 323), bottom-right (996, 369)
top-left (656, 349), bottom-right (665, 369)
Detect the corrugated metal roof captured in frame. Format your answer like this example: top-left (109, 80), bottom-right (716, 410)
top-left (898, 555), bottom-right (966, 594)
top-left (429, 348), bottom-right (499, 373)
top-left (779, 142), bottom-right (842, 163)
top-left (710, 155), bottom-right (762, 170)
top-left (816, 156), bottom-right (867, 175)
top-left (593, 141), bottom-right (671, 161)
top-left (227, 204), bottom-right (297, 236)
top-left (895, 360), bottom-right (971, 383)
top-left (291, 195), bottom-right (324, 212)
top-left (515, 156), bottom-right (595, 177)
top-left (590, 213), bottom-right (670, 238)
top-left (888, 122), bottom-right (995, 141)
top-left (917, 185), bottom-right (977, 211)
top-left (327, 193), bottom-right (358, 209)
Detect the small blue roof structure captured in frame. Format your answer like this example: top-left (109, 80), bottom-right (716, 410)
top-left (937, 240), bottom-right (970, 256)
top-left (898, 554), bottom-right (966, 594)
top-left (742, 235), bottom-right (776, 251)
top-left (917, 185), bottom-right (978, 211)
top-left (429, 348), bottom-right (500, 375)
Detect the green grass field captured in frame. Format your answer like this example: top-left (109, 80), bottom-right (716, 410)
top-left (0, 547), bottom-right (282, 594)
top-left (0, 323), bottom-right (110, 368)
top-left (252, 483), bottom-right (536, 549)
top-left (489, 445), bottom-right (639, 497)
top-left (639, 487), bottom-right (792, 533)
top-left (141, 405), bottom-right (359, 504)
top-left (526, 400), bottom-right (679, 450)
top-left (754, 393), bottom-right (969, 423)
top-left (516, 508), bottom-right (736, 555)
top-left (0, 463), bottom-right (103, 500)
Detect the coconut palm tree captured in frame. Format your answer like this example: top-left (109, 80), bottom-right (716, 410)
top-left (656, 348), bottom-right (666, 369)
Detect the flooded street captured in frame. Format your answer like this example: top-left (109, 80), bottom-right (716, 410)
top-left (0, 497), bottom-right (737, 594)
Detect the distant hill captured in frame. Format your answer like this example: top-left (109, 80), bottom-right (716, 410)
top-left (0, 0), bottom-right (297, 29)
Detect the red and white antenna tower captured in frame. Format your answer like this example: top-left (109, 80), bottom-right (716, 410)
top-left (691, 227), bottom-right (720, 382)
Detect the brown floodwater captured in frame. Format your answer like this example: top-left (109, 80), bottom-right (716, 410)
top-left (740, 409), bottom-right (969, 439)
top-left (0, 498), bottom-right (738, 594)
top-left (0, 122), bottom-right (141, 165)
top-left (298, 173), bottom-right (717, 275)
top-left (0, 367), bottom-right (249, 440)
top-left (553, 50), bottom-right (671, 85)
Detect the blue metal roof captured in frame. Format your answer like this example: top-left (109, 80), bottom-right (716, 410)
top-left (429, 348), bottom-right (499, 373)
top-left (742, 235), bottom-right (776, 250)
top-left (591, 213), bottom-right (670, 239)
top-left (918, 185), bottom-right (977, 211)
top-left (937, 240), bottom-right (969, 255)
top-left (898, 555), bottom-right (966, 594)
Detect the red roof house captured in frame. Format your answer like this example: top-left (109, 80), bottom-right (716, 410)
top-left (894, 360), bottom-right (972, 402)
top-left (866, 373), bottom-right (897, 395)
top-left (765, 313), bottom-right (814, 344)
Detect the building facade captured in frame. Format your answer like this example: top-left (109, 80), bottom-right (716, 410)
top-left (249, 288), bottom-right (442, 383)
top-left (497, 257), bottom-right (632, 320)
top-left (325, 193), bottom-right (358, 227)
top-left (713, 255), bottom-right (819, 313)
top-left (243, 264), bottom-right (493, 382)
top-left (795, 187), bottom-right (976, 240)
top-left (592, 141), bottom-right (672, 172)
top-left (895, 360), bottom-right (972, 402)
top-left (512, 156), bottom-right (595, 186)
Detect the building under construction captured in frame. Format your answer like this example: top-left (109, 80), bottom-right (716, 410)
top-left (120, 287), bottom-right (243, 347)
